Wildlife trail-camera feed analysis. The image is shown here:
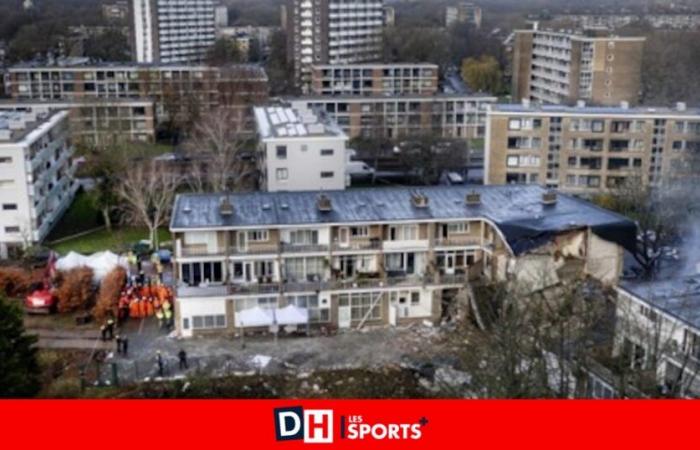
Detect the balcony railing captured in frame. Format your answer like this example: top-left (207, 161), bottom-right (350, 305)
top-left (433, 237), bottom-right (482, 247)
top-left (176, 274), bottom-right (468, 298)
top-left (331, 240), bottom-right (382, 251)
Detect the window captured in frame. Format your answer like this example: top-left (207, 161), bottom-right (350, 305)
top-left (288, 294), bottom-right (329, 322)
top-left (0, 180), bottom-right (14, 188)
top-left (2, 204), bottom-right (17, 210)
top-left (276, 168), bottom-right (288, 181)
top-left (320, 171), bottom-right (334, 178)
top-left (191, 314), bottom-right (226, 329)
top-left (276, 146), bottom-right (287, 159)
top-left (248, 230), bottom-right (269, 242)
top-left (388, 225), bottom-right (418, 241)
top-left (447, 222), bottom-right (469, 234)
top-left (508, 118), bottom-right (521, 130)
top-left (338, 292), bottom-right (381, 321)
top-left (0, 157), bottom-right (12, 164)
top-left (320, 149), bottom-right (334, 156)
top-left (180, 261), bottom-right (224, 286)
top-left (350, 226), bottom-right (369, 237)
top-left (236, 296), bottom-right (277, 311)
top-left (288, 229), bottom-right (318, 245)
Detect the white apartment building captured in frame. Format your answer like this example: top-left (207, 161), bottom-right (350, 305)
top-left (131, 0), bottom-right (216, 64)
top-left (254, 105), bottom-right (349, 192)
top-left (0, 110), bottom-right (78, 258)
top-left (286, 0), bottom-right (385, 91)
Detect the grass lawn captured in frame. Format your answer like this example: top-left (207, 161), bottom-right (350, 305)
top-left (46, 190), bottom-right (103, 241)
top-left (49, 227), bottom-right (171, 255)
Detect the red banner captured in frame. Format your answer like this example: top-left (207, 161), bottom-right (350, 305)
top-left (1, 400), bottom-right (696, 448)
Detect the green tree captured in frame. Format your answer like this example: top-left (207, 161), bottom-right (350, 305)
top-left (205, 37), bottom-right (242, 66)
top-left (0, 297), bottom-right (41, 397)
top-left (83, 29), bottom-right (129, 62)
top-left (460, 55), bottom-right (503, 94)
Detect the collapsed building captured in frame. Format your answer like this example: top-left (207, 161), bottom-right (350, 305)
top-left (168, 185), bottom-right (635, 338)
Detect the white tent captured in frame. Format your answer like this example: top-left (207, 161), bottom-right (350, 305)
top-left (56, 250), bottom-right (129, 282)
top-left (275, 305), bottom-right (309, 325)
top-left (235, 306), bottom-right (274, 327)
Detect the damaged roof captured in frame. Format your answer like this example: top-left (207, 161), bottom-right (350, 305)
top-left (170, 185), bottom-right (636, 255)
top-left (620, 275), bottom-right (700, 330)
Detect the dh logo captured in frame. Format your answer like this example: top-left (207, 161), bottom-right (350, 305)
top-left (274, 406), bottom-right (334, 443)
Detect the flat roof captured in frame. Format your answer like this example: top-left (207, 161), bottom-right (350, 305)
top-left (491, 103), bottom-right (700, 117)
top-left (289, 93), bottom-right (498, 102)
top-left (170, 185), bottom-right (636, 255)
top-left (254, 106), bottom-right (346, 140)
top-left (0, 109), bottom-right (66, 144)
top-left (9, 60), bottom-right (268, 79)
top-left (312, 63), bottom-right (439, 69)
top-left (620, 275), bottom-right (700, 330)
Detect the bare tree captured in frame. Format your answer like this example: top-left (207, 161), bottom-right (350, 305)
top-left (115, 158), bottom-right (180, 250)
top-left (183, 108), bottom-right (254, 193)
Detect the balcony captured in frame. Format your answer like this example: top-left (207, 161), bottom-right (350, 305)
top-left (331, 239), bottom-right (382, 252)
top-left (433, 236), bottom-right (482, 248)
top-left (281, 243), bottom-right (330, 253)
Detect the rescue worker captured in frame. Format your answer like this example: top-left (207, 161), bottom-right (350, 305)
top-left (156, 351), bottom-right (164, 377)
top-left (121, 335), bottom-right (129, 357)
top-left (178, 349), bottom-right (188, 370)
top-left (163, 307), bottom-right (173, 330)
top-left (155, 308), bottom-right (164, 329)
top-left (100, 324), bottom-right (107, 341)
top-left (115, 335), bottom-right (122, 355)
top-left (106, 317), bottom-right (115, 340)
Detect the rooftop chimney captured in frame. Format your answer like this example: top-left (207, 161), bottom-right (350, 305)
top-left (542, 190), bottom-right (557, 206)
top-left (411, 191), bottom-right (429, 208)
top-left (317, 194), bottom-right (332, 212)
top-left (465, 191), bottom-right (481, 206)
top-left (219, 196), bottom-right (234, 216)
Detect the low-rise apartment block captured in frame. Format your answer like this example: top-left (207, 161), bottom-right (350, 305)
top-left (615, 275), bottom-right (700, 397)
top-left (0, 99), bottom-right (157, 147)
top-left (4, 60), bottom-right (269, 137)
top-left (485, 102), bottom-right (700, 194)
top-left (169, 185), bottom-right (634, 337)
top-left (289, 94), bottom-right (497, 140)
top-left (254, 105), bottom-right (348, 192)
top-left (0, 110), bottom-right (78, 258)
top-left (511, 26), bottom-right (645, 106)
top-left (310, 63), bottom-right (439, 96)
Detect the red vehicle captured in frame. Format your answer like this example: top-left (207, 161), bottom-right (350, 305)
top-left (24, 284), bottom-right (57, 314)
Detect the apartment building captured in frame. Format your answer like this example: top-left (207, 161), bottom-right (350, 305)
top-left (169, 185), bottom-right (634, 337)
top-left (615, 275), bottom-right (700, 397)
top-left (445, 3), bottom-right (482, 28)
top-left (5, 60), bottom-right (269, 134)
top-left (511, 27), bottom-right (645, 106)
top-left (485, 102), bottom-right (700, 194)
top-left (0, 110), bottom-right (78, 258)
top-left (285, 0), bottom-right (385, 90)
top-left (289, 94), bottom-right (497, 140)
top-left (0, 99), bottom-right (157, 147)
top-left (130, 0), bottom-right (216, 64)
top-left (310, 63), bottom-right (439, 96)
top-left (254, 105), bottom-right (348, 192)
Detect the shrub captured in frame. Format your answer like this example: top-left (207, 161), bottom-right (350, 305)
top-left (0, 267), bottom-right (34, 297)
top-left (92, 267), bottom-right (126, 322)
top-left (55, 267), bottom-right (95, 313)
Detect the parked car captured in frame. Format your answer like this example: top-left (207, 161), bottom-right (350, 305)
top-left (24, 284), bottom-right (57, 314)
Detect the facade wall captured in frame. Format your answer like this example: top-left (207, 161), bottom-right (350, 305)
top-left (132, 0), bottom-right (216, 64)
top-left (289, 95), bottom-right (496, 140)
top-left (0, 111), bottom-right (78, 258)
top-left (310, 64), bottom-right (439, 96)
top-left (485, 106), bottom-right (700, 193)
